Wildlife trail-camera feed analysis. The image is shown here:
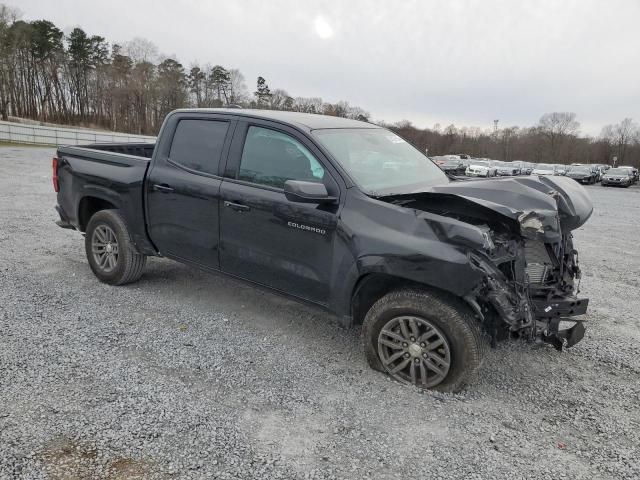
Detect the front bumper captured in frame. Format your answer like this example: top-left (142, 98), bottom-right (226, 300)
top-left (541, 319), bottom-right (586, 350)
top-left (534, 297), bottom-right (589, 350)
top-left (532, 297), bottom-right (588, 318)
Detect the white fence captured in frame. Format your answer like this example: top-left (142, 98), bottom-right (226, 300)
top-left (0, 120), bottom-right (156, 146)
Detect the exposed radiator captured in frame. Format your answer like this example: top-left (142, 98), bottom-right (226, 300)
top-left (525, 241), bottom-right (552, 284)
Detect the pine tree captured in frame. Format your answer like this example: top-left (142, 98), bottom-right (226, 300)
top-left (254, 76), bottom-right (271, 108)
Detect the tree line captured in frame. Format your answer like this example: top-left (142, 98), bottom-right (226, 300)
top-left (1, 5), bottom-right (638, 167)
top-left (388, 113), bottom-right (640, 167)
top-left (0, 6), bottom-right (369, 135)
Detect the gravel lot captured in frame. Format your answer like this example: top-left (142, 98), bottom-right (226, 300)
top-left (1, 145), bottom-right (639, 480)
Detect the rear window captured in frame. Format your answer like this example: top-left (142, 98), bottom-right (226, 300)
top-left (169, 119), bottom-right (229, 175)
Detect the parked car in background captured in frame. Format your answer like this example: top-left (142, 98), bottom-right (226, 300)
top-left (465, 160), bottom-right (497, 177)
top-left (618, 166), bottom-right (638, 184)
top-left (566, 165), bottom-right (597, 184)
top-left (601, 168), bottom-right (633, 187)
top-left (433, 156), bottom-right (466, 175)
top-left (597, 165), bottom-right (610, 180)
top-left (591, 165), bottom-right (604, 182)
top-left (571, 164), bottom-right (604, 182)
top-left (493, 161), bottom-right (521, 176)
top-left (512, 161), bottom-right (530, 175)
top-left (531, 164), bottom-right (556, 176)
top-left (521, 162), bottom-right (535, 175)
top-left (554, 165), bottom-right (568, 176)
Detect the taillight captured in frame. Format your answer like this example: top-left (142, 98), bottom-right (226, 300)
top-left (52, 157), bottom-right (59, 192)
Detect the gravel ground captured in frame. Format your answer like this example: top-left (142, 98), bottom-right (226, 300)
top-left (1, 145), bottom-right (639, 480)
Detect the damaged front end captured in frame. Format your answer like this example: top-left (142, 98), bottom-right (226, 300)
top-left (384, 175), bottom-right (593, 350)
top-left (466, 232), bottom-right (588, 350)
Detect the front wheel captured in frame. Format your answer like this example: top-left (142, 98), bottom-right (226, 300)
top-left (362, 289), bottom-right (487, 392)
top-left (85, 209), bottom-right (146, 285)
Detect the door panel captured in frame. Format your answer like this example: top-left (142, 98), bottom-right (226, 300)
top-left (146, 165), bottom-right (222, 268)
top-left (145, 116), bottom-right (233, 269)
top-left (220, 180), bottom-right (337, 303)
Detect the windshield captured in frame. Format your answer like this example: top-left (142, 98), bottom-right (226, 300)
top-left (569, 167), bottom-right (590, 173)
top-left (313, 128), bottom-right (447, 195)
top-left (471, 161), bottom-right (490, 167)
top-left (535, 164), bottom-right (554, 170)
top-left (607, 169), bottom-right (628, 175)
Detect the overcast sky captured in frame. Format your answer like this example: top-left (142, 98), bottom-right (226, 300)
top-left (15, 0), bottom-right (640, 135)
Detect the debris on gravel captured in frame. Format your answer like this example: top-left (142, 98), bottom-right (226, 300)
top-left (1, 146), bottom-right (639, 479)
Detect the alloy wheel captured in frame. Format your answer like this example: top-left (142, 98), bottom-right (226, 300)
top-left (91, 224), bottom-right (119, 273)
top-left (378, 315), bottom-right (451, 388)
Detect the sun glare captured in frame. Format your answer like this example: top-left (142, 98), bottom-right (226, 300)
top-left (314, 16), bottom-right (334, 39)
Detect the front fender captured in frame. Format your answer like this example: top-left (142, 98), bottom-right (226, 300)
top-left (331, 247), bottom-right (486, 320)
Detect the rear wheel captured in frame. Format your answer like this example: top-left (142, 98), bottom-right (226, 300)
top-left (85, 209), bottom-right (146, 285)
top-left (362, 289), bottom-right (487, 392)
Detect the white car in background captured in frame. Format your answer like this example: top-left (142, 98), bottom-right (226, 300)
top-left (531, 163), bottom-right (556, 176)
top-left (465, 160), bottom-right (497, 177)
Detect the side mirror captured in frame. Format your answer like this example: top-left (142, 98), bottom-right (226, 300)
top-left (284, 180), bottom-right (337, 204)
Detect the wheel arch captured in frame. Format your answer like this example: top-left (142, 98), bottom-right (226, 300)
top-left (78, 195), bottom-right (119, 232)
top-left (350, 272), bottom-right (469, 327)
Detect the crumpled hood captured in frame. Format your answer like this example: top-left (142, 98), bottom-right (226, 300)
top-left (414, 175), bottom-right (593, 241)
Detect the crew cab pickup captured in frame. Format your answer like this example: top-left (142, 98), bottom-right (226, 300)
top-left (54, 109), bottom-right (593, 391)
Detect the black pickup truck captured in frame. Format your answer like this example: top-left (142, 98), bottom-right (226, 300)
top-left (54, 109), bottom-right (593, 391)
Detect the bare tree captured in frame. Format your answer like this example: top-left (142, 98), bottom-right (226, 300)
top-left (122, 37), bottom-right (158, 64)
top-left (500, 126), bottom-right (518, 161)
top-left (538, 112), bottom-right (580, 162)
top-left (293, 96), bottom-right (322, 113)
top-left (227, 68), bottom-right (248, 105)
top-left (601, 118), bottom-right (639, 164)
top-left (269, 88), bottom-right (292, 110)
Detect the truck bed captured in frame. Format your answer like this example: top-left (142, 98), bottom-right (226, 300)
top-left (55, 142), bottom-right (157, 255)
top-left (80, 142), bottom-right (156, 158)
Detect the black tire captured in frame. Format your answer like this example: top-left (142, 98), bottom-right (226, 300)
top-left (362, 288), bottom-right (487, 393)
top-left (85, 209), bottom-right (146, 285)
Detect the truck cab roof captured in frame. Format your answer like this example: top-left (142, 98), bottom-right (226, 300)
top-left (170, 108), bottom-right (378, 131)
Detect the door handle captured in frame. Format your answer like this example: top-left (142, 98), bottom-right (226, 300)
top-left (224, 201), bottom-right (251, 212)
top-left (152, 184), bottom-right (174, 193)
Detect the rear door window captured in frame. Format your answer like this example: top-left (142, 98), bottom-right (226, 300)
top-left (169, 119), bottom-right (229, 175)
